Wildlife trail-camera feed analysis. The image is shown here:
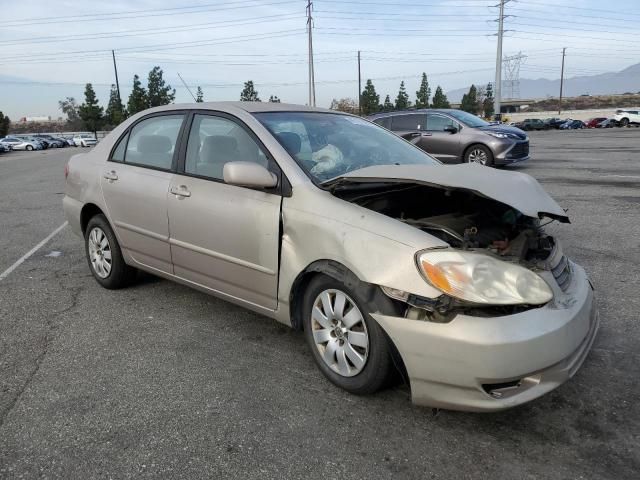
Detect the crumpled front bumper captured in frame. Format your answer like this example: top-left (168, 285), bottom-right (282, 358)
top-left (372, 262), bottom-right (598, 412)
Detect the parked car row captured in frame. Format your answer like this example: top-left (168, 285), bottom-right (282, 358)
top-left (0, 134), bottom-right (98, 153)
top-left (513, 110), bottom-right (640, 131)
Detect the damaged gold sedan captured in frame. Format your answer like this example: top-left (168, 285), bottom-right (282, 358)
top-left (63, 102), bottom-right (598, 412)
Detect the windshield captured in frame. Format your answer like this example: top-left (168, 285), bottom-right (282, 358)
top-left (254, 111), bottom-right (439, 183)
top-left (447, 110), bottom-right (490, 128)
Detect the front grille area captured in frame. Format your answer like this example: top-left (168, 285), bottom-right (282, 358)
top-left (508, 141), bottom-right (529, 159)
top-left (551, 254), bottom-right (572, 291)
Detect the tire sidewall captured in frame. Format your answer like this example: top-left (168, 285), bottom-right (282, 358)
top-left (302, 275), bottom-right (392, 394)
top-left (465, 144), bottom-right (493, 166)
top-left (84, 214), bottom-right (133, 289)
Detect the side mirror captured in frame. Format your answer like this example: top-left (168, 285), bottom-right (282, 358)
top-left (223, 161), bottom-right (278, 189)
top-left (444, 125), bottom-right (458, 134)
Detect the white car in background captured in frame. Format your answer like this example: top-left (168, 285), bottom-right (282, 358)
top-left (0, 137), bottom-right (43, 151)
top-left (613, 109), bottom-right (640, 127)
top-left (73, 134), bottom-right (98, 147)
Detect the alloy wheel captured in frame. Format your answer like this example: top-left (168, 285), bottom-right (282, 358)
top-left (310, 289), bottom-right (369, 377)
top-left (88, 227), bottom-right (112, 278)
top-left (468, 148), bottom-right (488, 165)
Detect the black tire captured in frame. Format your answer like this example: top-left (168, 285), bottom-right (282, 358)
top-left (26, 145), bottom-right (33, 151)
top-left (302, 275), bottom-right (394, 395)
top-left (84, 214), bottom-right (136, 289)
top-left (464, 144), bottom-right (494, 166)
top-left (620, 118), bottom-right (629, 127)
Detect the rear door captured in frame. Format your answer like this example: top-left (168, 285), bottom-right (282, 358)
top-left (167, 112), bottom-right (283, 310)
top-left (389, 113), bottom-right (430, 149)
top-left (100, 113), bottom-right (186, 274)
top-left (424, 113), bottom-right (462, 163)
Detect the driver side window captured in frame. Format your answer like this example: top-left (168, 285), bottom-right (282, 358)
top-left (185, 114), bottom-right (269, 181)
top-left (426, 114), bottom-right (458, 132)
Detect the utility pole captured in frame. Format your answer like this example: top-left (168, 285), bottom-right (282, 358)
top-left (493, 0), bottom-right (508, 121)
top-left (559, 47), bottom-right (566, 115)
top-left (111, 50), bottom-right (122, 107)
top-left (306, 0), bottom-right (316, 107)
top-left (357, 50), bottom-right (362, 115)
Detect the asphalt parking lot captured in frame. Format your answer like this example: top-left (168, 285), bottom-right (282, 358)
top-left (1, 130), bottom-right (639, 479)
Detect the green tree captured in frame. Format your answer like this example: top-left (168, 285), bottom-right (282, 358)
top-left (415, 73), bottom-right (431, 109)
top-left (196, 86), bottom-right (204, 103)
top-left (105, 84), bottom-right (125, 126)
top-left (395, 81), bottom-right (410, 110)
top-left (431, 86), bottom-right (450, 108)
top-left (483, 82), bottom-right (495, 118)
top-left (58, 97), bottom-right (79, 122)
top-left (147, 66), bottom-right (175, 107)
top-left (268, 95), bottom-right (281, 103)
top-left (360, 79), bottom-right (380, 115)
top-left (78, 83), bottom-right (104, 135)
top-left (382, 94), bottom-right (394, 111)
top-left (460, 84), bottom-right (478, 114)
top-left (329, 98), bottom-right (357, 113)
top-left (240, 80), bottom-right (261, 101)
top-left (127, 74), bottom-right (148, 116)
top-left (0, 111), bottom-right (10, 136)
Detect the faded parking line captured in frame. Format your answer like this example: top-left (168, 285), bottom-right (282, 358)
top-left (0, 222), bottom-right (68, 281)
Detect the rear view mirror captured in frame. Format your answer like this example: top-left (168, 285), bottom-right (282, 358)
top-left (223, 161), bottom-right (278, 188)
top-left (444, 125), bottom-right (458, 134)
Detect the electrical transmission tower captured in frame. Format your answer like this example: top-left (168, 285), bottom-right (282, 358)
top-left (502, 52), bottom-right (526, 99)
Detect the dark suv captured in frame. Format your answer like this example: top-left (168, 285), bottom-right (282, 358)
top-left (514, 119), bottom-right (548, 131)
top-left (368, 109), bottom-right (529, 166)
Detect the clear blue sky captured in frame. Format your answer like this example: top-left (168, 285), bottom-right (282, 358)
top-left (1, 0), bottom-right (639, 118)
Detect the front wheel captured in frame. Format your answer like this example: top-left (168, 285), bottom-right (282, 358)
top-left (620, 118), bottom-right (629, 127)
top-left (302, 275), bottom-right (394, 395)
top-left (85, 214), bottom-right (136, 289)
top-left (26, 145), bottom-right (33, 151)
top-left (465, 144), bottom-right (493, 166)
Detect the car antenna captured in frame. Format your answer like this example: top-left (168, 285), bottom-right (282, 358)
top-left (177, 73), bottom-right (197, 102)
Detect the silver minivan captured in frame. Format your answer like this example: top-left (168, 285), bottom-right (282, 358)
top-left (369, 109), bottom-right (530, 166)
top-left (63, 102), bottom-right (597, 412)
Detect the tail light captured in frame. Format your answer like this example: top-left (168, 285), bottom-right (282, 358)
top-left (64, 163), bottom-right (69, 179)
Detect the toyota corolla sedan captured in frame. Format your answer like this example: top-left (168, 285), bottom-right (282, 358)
top-left (63, 102), bottom-right (598, 412)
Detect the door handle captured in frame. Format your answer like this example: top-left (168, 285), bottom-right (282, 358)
top-left (408, 132), bottom-right (421, 138)
top-left (170, 185), bottom-right (191, 198)
top-left (103, 170), bottom-right (118, 181)
top-left (421, 132), bottom-right (432, 137)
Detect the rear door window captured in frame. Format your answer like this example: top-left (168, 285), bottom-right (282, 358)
top-left (124, 115), bottom-right (185, 170)
top-left (391, 114), bottom-right (425, 131)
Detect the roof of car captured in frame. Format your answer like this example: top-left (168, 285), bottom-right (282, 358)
top-left (367, 109), bottom-right (458, 119)
top-left (144, 101), bottom-right (335, 115)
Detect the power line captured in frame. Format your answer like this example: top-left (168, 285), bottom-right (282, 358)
top-left (3, 0), bottom-right (300, 27)
top-left (0, 14), bottom-right (303, 46)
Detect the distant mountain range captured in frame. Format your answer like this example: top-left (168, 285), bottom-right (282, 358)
top-left (447, 63), bottom-right (640, 102)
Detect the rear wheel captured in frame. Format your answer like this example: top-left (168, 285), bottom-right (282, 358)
top-left (302, 275), bottom-right (394, 395)
top-left (85, 214), bottom-right (136, 289)
top-left (465, 144), bottom-right (493, 166)
top-left (26, 145), bottom-right (33, 151)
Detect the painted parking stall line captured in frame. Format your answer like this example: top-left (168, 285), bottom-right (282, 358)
top-left (0, 222), bottom-right (68, 281)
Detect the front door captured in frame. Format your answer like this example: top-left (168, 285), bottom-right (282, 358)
top-left (423, 113), bottom-right (462, 163)
top-left (101, 113), bottom-right (186, 273)
top-left (167, 113), bottom-right (282, 310)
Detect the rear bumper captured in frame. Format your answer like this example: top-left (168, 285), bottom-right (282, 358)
top-left (373, 263), bottom-right (597, 412)
top-left (62, 195), bottom-right (83, 237)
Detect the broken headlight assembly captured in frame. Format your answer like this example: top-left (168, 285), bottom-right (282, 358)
top-left (416, 250), bottom-right (553, 306)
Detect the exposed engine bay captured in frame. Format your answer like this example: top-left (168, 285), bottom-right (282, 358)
top-left (332, 182), bottom-right (557, 266)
